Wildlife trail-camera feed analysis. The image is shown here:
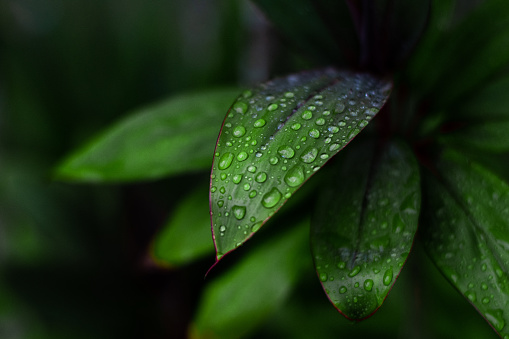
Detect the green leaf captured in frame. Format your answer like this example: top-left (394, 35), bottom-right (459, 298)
top-left (407, 0), bottom-right (509, 109)
top-left (54, 87), bottom-right (239, 182)
top-left (456, 75), bottom-right (509, 120)
top-left (422, 149), bottom-right (509, 338)
top-left (150, 184), bottom-right (214, 267)
top-left (210, 69), bottom-right (391, 260)
top-left (440, 121), bottom-right (509, 153)
top-left (252, 0), bottom-right (344, 64)
top-left (190, 221), bottom-right (309, 339)
top-left (311, 140), bottom-right (421, 320)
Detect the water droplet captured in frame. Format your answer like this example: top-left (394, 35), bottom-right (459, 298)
top-left (284, 92), bottom-right (294, 98)
top-left (291, 123), bottom-right (301, 130)
top-left (335, 102), bottom-right (345, 113)
top-left (328, 126), bottom-right (339, 133)
top-left (218, 153), bottom-right (234, 170)
top-left (261, 187), bottom-right (282, 208)
top-left (329, 143), bottom-right (340, 152)
top-left (220, 173), bottom-right (227, 180)
top-left (247, 165), bottom-right (257, 173)
top-left (217, 200), bottom-right (224, 207)
top-left (309, 129), bottom-right (320, 138)
top-left (482, 297), bottom-right (490, 304)
top-left (320, 154), bottom-right (329, 160)
top-left (348, 266), bottom-right (361, 277)
top-left (249, 190), bottom-right (257, 198)
top-left (243, 183), bottom-right (251, 191)
top-left (284, 166), bottom-right (305, 187)
top-left (337, 261), bottom-right (346, 269)
top-left (278, 145), bottom-right (295, 159)
top-left (301, 147), bottom-right (318, 163)
top-left (383, 268), bottom-right (393, 286)
top-left (364, 279), bottom-right (374, 291)
top-left (232, 205), bottom-right (246, 220)
top-left (254, 119), bottom-right (266, 128)
top-left (269, 156), bottom-right (279, 165)
top-left (232, 125), bottom-right (246, 138)
top-left (323, 110), bottom-right (331, 116)
top-left (219, 225), bottom-right (226, 232)
top-left (211, 186), bottom-right (217, 193)
top-left (268, 103), bottom-right (278, 111)
top-left (338, 121), bottom-right (346, 127)
top-left (302, 110), bottom-right (313, 120)
top-left (466, 291), bottom-right (476, 302)
top-left (237, 151), bottom-right (248, 162)
top-left (485, 310), bottom-right (505, 331)
top-left (319, 273), bottom-right (328, 282)
top-left (308, 105), bottom-right (316, 111)
top-left (255, 172), bottom-right (267, 183)
top-left (339, 286), bottom-right (347, 294)
top-left (233, 102), bottom-right (248, 113)
top-left (219, 186), bottom-right (226, 194)
top-left (251, 221), bottom-right (262, 232)
top-left (315, 118), bottom-right (325, 126)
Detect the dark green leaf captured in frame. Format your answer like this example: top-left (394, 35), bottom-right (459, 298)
top-left (150, 185), bottom-right (214, 267)
top-left (190, 221), bottom-right (309, 339)
top-left (210, 69), bottom-right (391, 260)
top-left (311, 140), bottom-right (420, 320)
top-left (440, 121), bottom-right (509, 153)
top-left (54, 87), bottom-right (239, 182)
top-left (252, 0), bottom-right (344, 64)
top-left (407, 0), bottom-right (509, 109)
top-left (422, 149), bottom-right (509, 338)
top-left (456, 75), bottom-right (509, 120)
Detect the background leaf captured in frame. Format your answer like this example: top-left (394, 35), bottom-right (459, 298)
top-left (54, 87), bottom-right (239, 182)
top-left (311, 139), bottom-right (420, 320)
top-left (439, 121), bottom-right (509, 153)
top-left (190, 221), bottom-right (309, 339)
top-left (150, 184), bottom-right (214, 267)
top-left (210, 69), bottom-right (391, 260)
top-left (422, 149), bottom-right (509, 338)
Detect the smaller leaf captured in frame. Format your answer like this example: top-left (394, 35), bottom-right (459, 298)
top-left (54, 87), bottom-right (239, 182)
top-left (439, 121), bottom-right (509, 153)
top-left (311, 140), bottom-right (421, 320)
top-left (422, 149), bottom-right (509, 338)
top-left (150, 185), bottom-right (214, 267)
top-left (190, 221), bottom-right (309, 339)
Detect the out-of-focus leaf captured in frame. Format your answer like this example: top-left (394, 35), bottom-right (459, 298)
top-left (407, 0), bottom-right (509, 109)
top-left (190, 221), bottom-right (309, 339)
top-left (422, 149), bottom-right (509, 338)
top-left (311, 140), bottom-right (420, 320)
top-left (54, 87), bottom-right (239, 182)
top-left (440, 121), bottom-right (509, 153)
top-left (252, 0), bottom-right (344, 64)
top-left (210, 69), bottom-right (391, 260)
top-left (150, 185), bottom-right (214, 267)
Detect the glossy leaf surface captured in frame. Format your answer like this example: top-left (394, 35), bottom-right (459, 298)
top-left (422, 150), bottom-right (509, 338)
top-left (191, 222), bottom-right (309, 339)
top-left (311, 140), bottom-right (420, 320)
top-left (55, 88), bottom-right (239, 182)
top-left (210, 69), bottom-right (391, 260)
top-left (151, 185), bottom-right (214, 267)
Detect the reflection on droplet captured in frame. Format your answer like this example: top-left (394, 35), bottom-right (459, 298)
top-left (261, 187), bottom-right (282, 208)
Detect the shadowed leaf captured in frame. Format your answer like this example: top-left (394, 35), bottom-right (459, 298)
top-left (422, 149), bottom-right (509, 338)
top-left (210, 69), bottom-right (391, 260)
top-left (311, 140), bottom-right (420, 320)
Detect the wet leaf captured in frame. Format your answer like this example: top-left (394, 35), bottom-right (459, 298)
top-left (150, 185), bottom-right (214, 267)
top-left (311, 140), bottom-right (420, 320)
top-left (422, 149), bottom-right (509, 338)
top-left (190, 221), bottom-right (309, 339)
top-left (54, 87), bottom-right (239, 182)
top-left (210, 69), bottom-right (391, 260)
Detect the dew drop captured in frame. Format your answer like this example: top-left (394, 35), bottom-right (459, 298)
top-left (328, 126), bottom-right (339, 133)
top-left (302, 110), bottom-right (313, 120)
top-left (243, 183), bottom-right (251, 191)
top-left (247, 165), bottom-right (257, 173)
top-left (364, 279), bottom-right (374, 291)
top-left (309, 129), bottom-right (320, 138)
top-left (485, 310), bottom-right (505, 331)
top-left (218, 153), bottom-right (234, 170)
top-left (268, 103), bottom-right (278, 111)
top-left (319, 273), bottom-right (328, 282)
top-left (251, 221), bottom-right (263, 232)
top-left (335, 102), bottom-right (345, 113)
top-left (300, 147), bottom-right (318, 163)
top-left (284, 166), bottom-right (305, 187)
top-left (329, 143), bottom-right (340, 152)
top-left (237, 151), bottom-right (248, 162)
top-left (383, 268), bottom-right (393, 286)
top-left (249, 190), bottom-right (257, 198)
top-left (278, 145), bottom-right (295, 159)
top-left (211, 186), bottom-right (217, 193)
top-left (219, 186), bottom-right (226, 194)
top-left (339, 286), bottom-right (347, 294)
top-left (233, 102), bottom-right (248, 114)
top-left (217, 200), bottom-right (224, 207)
top-left (232, 125), bottom-right (246, 137)
top-left (232, 205), bottom-right (246, 220)
top-left (269, 156), bottom-right (279, 165)
top-left (337, 261), bottom-right (346, 269)
top-left (315, 118), bottom-right (325, 126)
top-left (254, 119), bottom-right (266, 128)
top-left (291, 123), bottom-right (301, 130)
top-left (219, 225), bottom-right (226, 232)
top-left (284, 92), bottom-right (294, 98)
top-left (261, 187), bottom-right (282, 208)
top-left (255, 172), bottom-right (267, 183)
top-left (348, 266), bottom-right (361, 277)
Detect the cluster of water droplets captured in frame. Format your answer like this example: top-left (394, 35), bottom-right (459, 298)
top-left (210, 69), bottom-right (390, 256)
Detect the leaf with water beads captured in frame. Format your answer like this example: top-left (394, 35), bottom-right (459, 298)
top-left (210, 69), bottom-right (391, 261)
top-left (310, 140), bottom-right (420, 320)
top-left (422, 149), bottom-right (509, 338)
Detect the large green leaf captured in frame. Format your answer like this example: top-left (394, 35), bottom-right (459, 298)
top-left (422, 149), bottom-right (509, 338)
top-left (310, 140), bottom-right (420, 320)
top-left (150, 184), bottom-right (214, 267)
top-left (210, 69), bottom-right (391, 260)
top-left (54, 87), bottom-right (239, 182)
top-left (439, 121), bottom-right (509, 153)
top-left (190, 221), bottom-right (309, 339)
